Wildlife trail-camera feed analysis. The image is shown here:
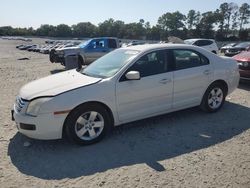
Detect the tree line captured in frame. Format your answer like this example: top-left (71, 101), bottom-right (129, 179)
top-left (0, 2), bottom-right (249, 41)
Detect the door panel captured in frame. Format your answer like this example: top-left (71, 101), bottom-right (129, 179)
top-left (85, 39), bottom-right (107, 62)
top-left (171, 49), bottom-right (212, 109)
top-left (116, 72), bottom-right (173, 122)
top-left (116, 49), bottom-right (174, 122)
top-left (173, 65), bottom-right (212, 108)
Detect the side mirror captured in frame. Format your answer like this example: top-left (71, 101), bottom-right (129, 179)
top-left (125, 71), bottom-right (140, 80)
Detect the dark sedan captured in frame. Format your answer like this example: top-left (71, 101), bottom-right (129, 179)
top-left (19, 45), bottom-right (36, 50)
top-left (225, 42), bottom-right (250, 57)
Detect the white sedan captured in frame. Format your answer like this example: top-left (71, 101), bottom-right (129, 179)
top-left (12, 44), bottom-right (239, 145)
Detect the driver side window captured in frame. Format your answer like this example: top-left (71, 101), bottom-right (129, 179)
top-left (127, 50), bottom-right (167, 78)
top-left (89, 39), bottom-right (105, 49)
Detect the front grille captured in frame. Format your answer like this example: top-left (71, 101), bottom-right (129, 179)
top-left (15, 96), bottom-right (26, 112)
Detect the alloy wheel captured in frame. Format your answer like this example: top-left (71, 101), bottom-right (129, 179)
top-left (208, 87), bottom-right (224, 109)
top-left (74, 111), bottom-right (104, 141)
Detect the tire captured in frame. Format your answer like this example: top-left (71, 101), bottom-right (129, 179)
top-left (78, 56), bottom-right (84, 65)
top-left (77, 56), bottom-right (84, 71)
top-left (200, 83), bottom-right (227, 113)
top-left (65, 103), bottom-right (111, 145)
top-left (50, 49), bottom-right (55, 63)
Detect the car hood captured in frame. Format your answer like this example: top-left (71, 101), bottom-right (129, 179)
top-left (58, 46), bottom-right (81, 56)
top-left (20, 69), bottom-right (101, 100)
top-left (233, 51), bottom-right (250, 61)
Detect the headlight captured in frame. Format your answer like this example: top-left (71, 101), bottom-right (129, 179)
top-left (26, 97), bottom-right (52, 116)
top-left (242, 62), bottom-right (249, 67)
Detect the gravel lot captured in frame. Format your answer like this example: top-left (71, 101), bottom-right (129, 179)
top-left (0, 38), bottom-right (250, 188)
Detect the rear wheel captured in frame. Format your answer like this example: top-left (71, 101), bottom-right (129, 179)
top-left (77, 56), bottom-right (84, 70)
top-left (49, 49), bottom-right (55, 63)
top-left (65, 104), bottom-right (111, 145)
top-left (200, 83), bottom-right (226, 112)
top-left (78, 56), bottom-right (84, 65)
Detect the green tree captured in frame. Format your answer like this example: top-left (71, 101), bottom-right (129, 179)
top-left (112, 20), bottom-right (126, 38)
top-left (0, 26), bottom-right (14, 35)
top-left (239, 29), bottom-right (249, 40)
top-left (124, 22), bottom-right (146, 39)
top-left (36, 24), bottom-right (56, 36)
top-left (197, 11), bottom-right (218, 38)
top-left (54, 24), bottom-right (72, 37)
top-left (239, 3), bottom-right (250, 30)
top-left (217, 3), bottom-right (229, 33)
top-left (72, 22), bottom-right (97, 38)
top-left (158, 11), bottom-right (186, 32)
top-left (98, 18), bottom-right (115, 36)
top-left (186, 10), bottom-right (201, 29)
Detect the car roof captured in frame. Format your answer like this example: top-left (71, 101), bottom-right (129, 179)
top-left (122, 43), bottom-right (198, 52)
top-left (92, 37), bottom-right (118, 40)
top-left (184, 38), bottom-right (214, 41)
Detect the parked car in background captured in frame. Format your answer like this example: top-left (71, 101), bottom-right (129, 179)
top-left (233, 50), bottom-right (250, 81)
top-left (27, 45), bottom-right (38, 52)
top-left (40, 45), bottom-right (54, 54)
top-left (184, 39), bottom-right (219, 54)
top-left (220, 43), bottom-right (237, 53)
top-left (2, 36), bottom-right (32, 41)
top-left (12, 44), bottom-right (239, 145)
top-left (50, 37), bottom-right (120, 66)
top-left (16, 44), bottom-right (24, 49)
top-left (225, 42), bottom-right (250, 57)
top-left (19, 44), bottom-right (36, 50)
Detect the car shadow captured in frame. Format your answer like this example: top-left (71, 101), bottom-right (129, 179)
top-left (238, 80), bottom-right (250, 91)
top-left (8, 101), bottom-right (250, 180)
top-left (50, 69), bottom-right (65, 74)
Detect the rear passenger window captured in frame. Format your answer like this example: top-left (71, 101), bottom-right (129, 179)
top-left (195, 40), bottom-right (213, 46)
top-left (108, 39), bottom-right (117, 48)
top-left (173, 49), bottom-right (209, 70)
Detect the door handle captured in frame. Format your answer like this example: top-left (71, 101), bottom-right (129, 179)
top-left (203, 70), bottom-right (211, 75)
top-left (159, 78), bottom-right (171, 84)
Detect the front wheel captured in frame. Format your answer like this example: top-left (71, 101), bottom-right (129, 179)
top-left (65, 104), bottom-right (111, 145)
top-left (200, 83), bottom-right (227, 112)
top-left (49, 49), bottom-right (55, 63)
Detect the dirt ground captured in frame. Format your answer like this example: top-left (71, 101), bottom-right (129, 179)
top-left (0, 38), bottom-right (250, 188)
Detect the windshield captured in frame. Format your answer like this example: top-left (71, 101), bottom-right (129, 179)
top-left (82, 49), bottom-right (139, 78)
top-left (235, 42), bottom-right (250, 48)
top-left (78, 40), bottom-right (91, 48)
